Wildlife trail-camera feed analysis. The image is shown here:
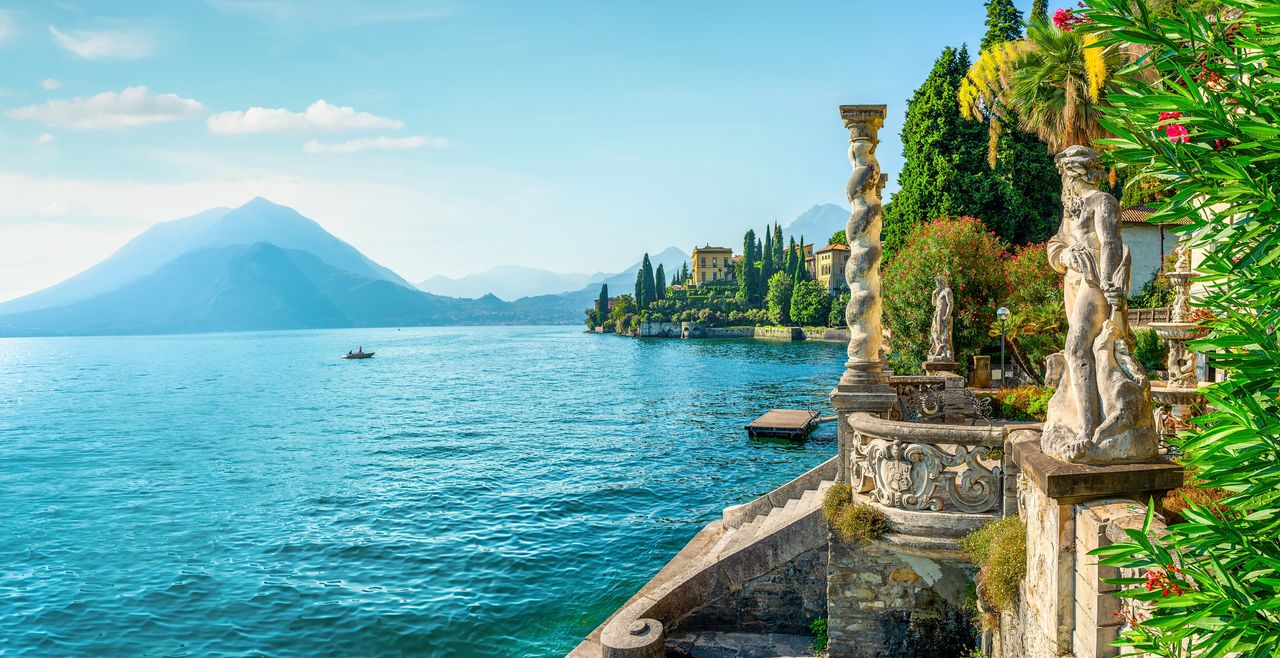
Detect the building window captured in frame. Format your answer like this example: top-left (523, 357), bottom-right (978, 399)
top-left (700, 271), bottom-right (705, 282)
top-left (712, 258), bottom-right (718, 267)
top-left (700, 257), bottom-right (706, 267)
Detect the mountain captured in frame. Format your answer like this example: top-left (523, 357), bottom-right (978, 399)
top-left (783, 203), bottom-right (848, 246)
top-left (583, 246), bottom-right (690, 295)
top-left (0, 197), bottom-right (409, 315)
top-left (418, 246), bottom-right (692, 300)
top-left (0, 243), bottom-right (576, 336)
top-left (418, 265), bottom-right (596, 301)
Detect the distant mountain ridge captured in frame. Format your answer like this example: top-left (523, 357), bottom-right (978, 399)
top-left (784, 203), bottom-right (848, 245)
top-left (417, 246), bottom-right (691, 300)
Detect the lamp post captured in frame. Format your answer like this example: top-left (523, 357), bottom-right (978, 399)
top-left (997, 306), bottom-right (1010, 389)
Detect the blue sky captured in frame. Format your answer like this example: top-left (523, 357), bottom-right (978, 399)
top-left (0, 1), bottom-right (1038, 301)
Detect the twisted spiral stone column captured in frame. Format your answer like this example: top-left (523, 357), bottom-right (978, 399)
top-left (838, 105), bottom-right (891, 389)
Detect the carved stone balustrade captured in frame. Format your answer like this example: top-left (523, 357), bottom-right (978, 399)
top-left (847, 412), bottom-right (1024, 558)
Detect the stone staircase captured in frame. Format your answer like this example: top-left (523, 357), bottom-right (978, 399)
top-left (709, 482), bottom-right (832, 559)
top-left (569, 457), bottom-right (836, 658)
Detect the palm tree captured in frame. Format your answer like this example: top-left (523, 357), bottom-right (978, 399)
top-left (1007, 20), bottom-right (1117, 154)
top-left (988, 300), bottom-right (1065, 385)
top-left (960, 18), bottom-right (1123, 163)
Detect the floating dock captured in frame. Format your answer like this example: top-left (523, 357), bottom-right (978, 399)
top-left (744, 409), bottom-right (825, 440)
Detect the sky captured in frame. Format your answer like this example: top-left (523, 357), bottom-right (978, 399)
top-left (0, 0), bottom-right (1041, 302)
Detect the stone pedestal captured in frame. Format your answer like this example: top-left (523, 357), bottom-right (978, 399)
top-left (971, 355), bottom-right (991, 389)
top-left (922, 360), bottom-right (959, 376)
top-left (1008, 430), bottom-right (1182, 658)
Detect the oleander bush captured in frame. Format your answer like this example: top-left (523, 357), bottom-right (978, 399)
top-left (1081, 1), bottom-right (1280, 654)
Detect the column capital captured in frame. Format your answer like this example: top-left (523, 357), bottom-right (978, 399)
top-left (840, 104), bottom-right (887, 134)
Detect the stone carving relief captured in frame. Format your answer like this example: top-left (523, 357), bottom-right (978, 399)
top-left (851, 435), bottom-right (1002, 514)
top-left (1041, 146), bottom-right (1157, 464)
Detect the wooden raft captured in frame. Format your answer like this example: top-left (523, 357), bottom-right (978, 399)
top-left (745, 409), bottom-right (822, 440)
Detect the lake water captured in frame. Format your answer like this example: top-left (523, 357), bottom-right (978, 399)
top-left (0, 326), bottom-right (844, 657)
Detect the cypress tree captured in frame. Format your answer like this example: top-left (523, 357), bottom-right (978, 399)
top-left (596, 284), bottom-right (609, 323)
top-left (784, 236), bottom-right (796, 277)
top-left (1030, 0), bottom-right (1048, 23)
top-left (655, 264), bottom-right (666, 299)
top-left (640, 253), bottom-right (656, 306)
top-left (771, 223), bottom-right (784, 273)
top-left (739, 230), bottom-right (756, 302)
top-left (798, 235), bottom-right (808, 281)
top-left (634, 268), bottom-right (645, 307)
top-left (762, 227), bottom-right (774, 280)
top-left (981, 0), bottom-right (1024, 51)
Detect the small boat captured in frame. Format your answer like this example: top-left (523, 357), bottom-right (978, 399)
top-left (342, 348), bottom-right (374, 359)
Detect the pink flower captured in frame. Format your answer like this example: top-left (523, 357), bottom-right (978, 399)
top-left (1158, 112), bottom-right (1189, 143)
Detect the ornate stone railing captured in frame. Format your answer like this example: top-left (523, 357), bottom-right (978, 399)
top-left (847, 412), bottom-right (1019, 557)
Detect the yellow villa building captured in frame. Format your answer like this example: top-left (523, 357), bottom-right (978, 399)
top-left (690, 246), bottom-right (735, 286)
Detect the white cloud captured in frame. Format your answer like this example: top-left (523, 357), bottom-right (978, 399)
top-left (303, 135), bottom-right (449, 154)
top-left (0, 10), bottom-right (15, 45)
top-left (49, 26), bottom-right (154, 60)
top-left (5, 86), bottom-right (205, 130)
top-left (36, 133), bottom-right (55, 144)
top-left (207, 99), bottom-right (403, 135)
top-left (41, 78), bottom-right (62, 91)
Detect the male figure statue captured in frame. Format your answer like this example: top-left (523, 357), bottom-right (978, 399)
top-left (1042, 146), bottom-right (1156, 463)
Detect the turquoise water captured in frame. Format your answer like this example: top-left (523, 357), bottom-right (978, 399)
top-left (0, 327), bottom-right (843, 657)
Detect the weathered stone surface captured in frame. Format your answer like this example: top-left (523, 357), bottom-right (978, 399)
top-left (826, 536), bottom-right (976, 658)
top-left (665, 631), bottom-right (817, 658)
top-left (679, 546), bottom-right (828, 635)
top-left (1012, 430), bottom-right (1182, 503)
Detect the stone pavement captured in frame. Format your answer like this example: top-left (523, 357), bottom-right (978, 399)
top-left (666, 631), bottom-right (818, 658)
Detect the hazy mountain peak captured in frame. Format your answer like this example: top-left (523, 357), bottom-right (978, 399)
top-left (0, 200), bottom-right (410, 314)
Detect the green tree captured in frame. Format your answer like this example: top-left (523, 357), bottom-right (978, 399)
top-left (981, 0), bottom-right (1024, 51)
top-left (634, 268), bottom-right (644, 308)
top-left (784, 236), bottom-right (797, 278)
top-left (766, 272), bottom-right (794, 326)
top-left (882, 47), bottom-right (1008, 259)
top-left (640, 253), bottom-right (656, 307)
top-left (738, 229), bottom-right (756, 303)
top-left (1030, 0), bottom-right (1048, 23)
top-left (654, 264), bottom-right (666, 299)
top-left (790, 279), bottom-right (831, 326)
top-left (771, 223), bottom-right (784, 273)
top-left (829, 292), bottom-right (849, 327)
top-left (829, 230), bottom-right (847, 246)
top-left (595, 284), bottom-right (609, 325)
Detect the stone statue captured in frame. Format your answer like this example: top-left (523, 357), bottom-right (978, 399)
top-left (1170, 244), bottom-right (1192, 323)
top-left (928, 274), bottom-right (954, 362)
top-left (1041, 146), bottom-right (1157, 464)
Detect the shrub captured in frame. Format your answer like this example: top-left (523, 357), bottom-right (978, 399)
top-left (1132, 329), bottom-right (1167, 377)
top-left (883, 216), bottom-right (1012, 374)
top-left (828, 292), bottom-right (849, 328)
top-left (809, 617), bottom-right (828, 654)
top-left (790, 279), bottom-right (832, 326)
top-left (766, 272), bottom-right (794, 325)
top-left (987, 385), bottom-right (1055, 421)
top-left (960, 516), bottom-right (1027, 619)
top-left (822, 483), bottom-right (889, 543)
top-left (1004, 243), bottom-right (1062, 312)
